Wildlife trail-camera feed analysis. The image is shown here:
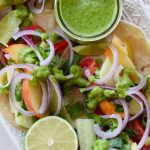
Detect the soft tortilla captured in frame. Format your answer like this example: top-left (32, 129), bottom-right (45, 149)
top-left (113, 20), bottom-right (150, 75)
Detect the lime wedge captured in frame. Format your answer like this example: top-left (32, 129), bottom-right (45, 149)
top-left (25, 116), bottom-right (78, 150)
top-left (0, 10), bottom-right (21, 46)
top-left (73, 40), bottom-right (108, 56)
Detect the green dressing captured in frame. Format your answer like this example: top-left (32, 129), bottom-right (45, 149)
top-left (60, 0), bottom-right (118, 37)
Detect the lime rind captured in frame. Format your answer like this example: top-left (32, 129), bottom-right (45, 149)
top-left (25, 116), bottom-right (78, 150)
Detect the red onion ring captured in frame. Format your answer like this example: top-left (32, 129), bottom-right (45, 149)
top-left (22, 35), bottom-right (43, 61)
top-left (127, 90), bottom-right (150, 150)
top-left (81, 85), bottom-right (115, 92)
top-left (13, 30), bottom-right (55, 66)
top-left (114, 100), bottom-right (129, 129)
top-left (84, 68), bottom-right (91, 79)
top-left (38, 81), bottom-right (48, 114)
top-left (13, 30), bottom-right (42, 40)
top-left (40, 39), bottom-right (55, 66)
top-left (47, 79), bottom-right (51, 106)
top-left (54, 30), bottom-right (74, 65)
top-left (10, 73), bottom-right (35, 116)
top-left (0, 64), bottom-right (34, 88)
top-left (93, 114), bottom-right (123, 139)
top-left (113, 65), bottom-right (124, 83)
top-left (28, 0), bottom-right (45, 14)
top-left (4, 53), bottom-right (10, 60)
top-left (48, 76), bottom-right (62, 115)
top-left (96, 45), bottom-right (118, 84)
top-left (128, 94), bottom-right (143, 122)
top-left (129, 72), bottom-right (146, 91)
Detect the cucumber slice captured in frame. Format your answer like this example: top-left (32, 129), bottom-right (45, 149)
top-left (131, 143), bottom-right (138, 150)
top-left (129, 99), bottom-right (141, 115)
top-left (76, 119), bottom-right (96, 150)
top-left (10, 98), bottom-right (34, 129)
top-left (145, 136), bottom-right (150, 146)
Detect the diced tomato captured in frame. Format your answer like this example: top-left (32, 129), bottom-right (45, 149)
top-left (24, 24), bottom-right (45, 32)
top-left (23, 24), bottom-right (45, 45)
top-left (80, 58), bottom-right (99, 75)
top-left (127, 119), bottom-right (144, 143)
top-left (141, 145), bottom-right (150, 150)
top-left (54, 40), bottom-right (68, 56)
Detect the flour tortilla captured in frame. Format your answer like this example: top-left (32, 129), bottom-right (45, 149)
top-left (112, 21), bottom-right (150, 75)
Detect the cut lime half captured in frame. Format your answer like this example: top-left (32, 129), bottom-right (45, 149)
top-left (25, 116), bottom-right (78, 150)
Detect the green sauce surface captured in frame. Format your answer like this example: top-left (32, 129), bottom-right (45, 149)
top-left (60, 0), bottom-right (118, 37)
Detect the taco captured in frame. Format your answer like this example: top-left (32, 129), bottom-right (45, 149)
top-left (0, 1), bottom-right (150, 150)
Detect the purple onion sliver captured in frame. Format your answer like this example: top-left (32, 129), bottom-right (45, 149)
top-left (13, 30), bottom-right (42, 40)
top-left (48, 76), bottom-right (62, 115)
top-left (96, 44), bottom-right (118, 84)
top-left (40, 39), bottom-right (55, 66)
top-left (129, 72), bottom-right (146, 91)
top-left (10, 73), bottom-right (35, 116)
top-left (127, 90), bottom-right (150, 150)
top-left (93, 114), bottom-right (123, 139)
top-left (22, 35), bottom-right (43, 61)
top-left (114, 99), bottom-right (129, 129)
top-left (84, 68), bottom-right (91, 79)
top-left (54, 30), bottom-right (74, 65)
top-left (113, 65), bottom-right (124, 83)
top-left (38, 81), bottom-right (48, 114)
top-left (0, 64), bottom-right (34, 88)
top-left (47, 79), bottom-right (51, 106)
top-left (28, 0), bottom-right (45, 14)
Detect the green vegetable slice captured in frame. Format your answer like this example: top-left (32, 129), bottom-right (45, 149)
top-left (0, 11), bottom-right (21, 46)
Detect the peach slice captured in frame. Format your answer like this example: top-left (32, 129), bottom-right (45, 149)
top-left (22, 79), bottom-right (48, 118)
top-left (3, 44), bottom-right (27, 63)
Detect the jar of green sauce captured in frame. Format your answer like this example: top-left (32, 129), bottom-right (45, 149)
top-left (55, 0), bottom-right (122, 42)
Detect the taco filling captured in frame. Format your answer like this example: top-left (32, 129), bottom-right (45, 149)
top-left (0, 1), bottom-right (150, 150)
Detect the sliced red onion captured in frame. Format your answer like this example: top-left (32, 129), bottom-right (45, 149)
top-left (96, 45), bottom-right (118, 84)
top-left (38, 81), bottom-right (48, 114)
top-left (54, 30), bottom-right (74, 65)
top-left (13, 30), bottom-right (55, 66)
top-left (129, 72), bottom-right (146, 91)
top-left (100, 85), bottom-right (115, 90)
top-left (40, 39), bottom-right (55, 66)
top-left (93, 114), bottom-right (123, 139)
top-left (10, 73), bottom-right (35, 116)
top-left (47, 79), bottom-right (51, 106)
top-left (128, 94), bottom-right (143, 121)
top-left (4, 53), bottom-right (10, 60)
top-left (114, 100), bottom-right (129, 129)
top-left (127, 90), bottom-right (150, 150)
top-left (81, 85), bottom-right (115, 92)
top-left (113, 65), bottom-right (124, 83)
top-left (28, 0), bottom-right (45, 14)
top-left (22, 35), bottom-right (43, 61)
top-left (84, 68), bottom-right (91, 79)
top-left (0, 64), bottom-right (34, 88)
top-left (48, 76), bottom-right (62, 115)
top-left (13, 30), bottom-right (42, 40)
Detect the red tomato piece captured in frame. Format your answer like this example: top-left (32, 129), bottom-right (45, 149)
top-left (127, 119), bottom-right (144, 143)
top-left (54, 40), bottom-right (68, 56)
top-left (80, 58), bottom-right (99, 75)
